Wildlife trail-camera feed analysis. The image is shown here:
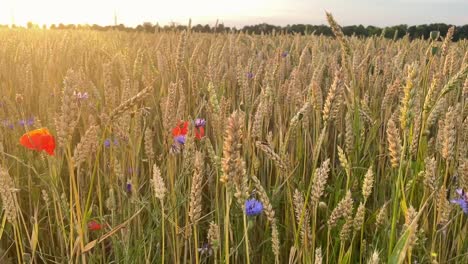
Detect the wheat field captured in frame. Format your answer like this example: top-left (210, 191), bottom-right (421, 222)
top-left (0, 13), bottom-right (467, 263)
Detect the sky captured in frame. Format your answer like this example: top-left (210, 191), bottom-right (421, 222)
top-left (0, 0), bottom-right (466, 27)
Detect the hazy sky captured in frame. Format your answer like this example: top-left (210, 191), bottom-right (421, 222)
top-left (0, 0), bottom-right (466, 27)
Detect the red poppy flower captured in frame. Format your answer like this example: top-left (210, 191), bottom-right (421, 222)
top-left (172, 121), bottom-right (189, 137)
top-left (195, 126), bottom-right (205, 140)
top-left (19, 128), bottom-right (56, 156)
top-left (88, 220), bottom-right (102, 231)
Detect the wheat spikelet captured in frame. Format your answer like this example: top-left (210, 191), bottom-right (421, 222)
top-left (440, 26), bottom-right (455, 59)
top-left (221, 111), bottom-right (244, 185)
top-left (286, 68), bottom-right (302, 109)
top-left (400, 65), bottom-right (416, 131)
top-left (152, 164), bottom-right (166, 201)
top-left (311, 159), bottom-right (331, 203)
top-left (41, 189), bottom-right (50, 209)
top-left (176, 82), bottom-right (186, 121)
top-left (207, 82), bottom-right (220, 114)
top-left (375, 203), bottom-right (387, 228)
top-left (105, 188), bottom-right (116, 211)
top-left (205, 139), bottom-right (221, 170)
top-left (252, 87), bottom-right (270, 139)
top-left (144, 127), bottom-right (155, 161)
top-left (175, 31), bottom-right (187, 72)
top-left (386, 116), bottom-right (401, 168)
top-left (309, 66), bottom-right (324, 112)
top-left (103, 62), bottom-right (117, 110)
top-left (286, 101), bottom-right (311, 145)
top-left (132, 49), bottom-right (144, 80)
top-left (438, 64), bottom-right (468, 98)
top-left (423, 77), bottom-right (439, 116)
top-left (0, 166), bottom-right (17, 223)
top-left (345, 111), bottom-right (354, 154)
top-left (362, 165), bottom-right (374, 202)
top-left (382, 79), bottom-right (401, 112)
top-left (162, 82), bottom-right (178, 133)
top-left (293, 189), bottom-right (311, 247)
top-left (437, 186), bottom-right (450, 226)
top-left (328, 190), bottom-right (353, 228)
top-left (458, 160), bottom-right (468, 191)
top-left (73, 122), bottom-right (99, 167)
top-left (410, 110), bottom-right (422, 157)
top-left (367, 250), bottom-right (380, 264)
top-left (403, 206), bottom-right (418, 249)
top-left (314, 247), bottom-right (323, 264)
top-left (353, 202), bottom-right (366, 231)
top-left (436, 118), bottom-right (446, 155)
top-left (113, 157), bottom-right (124, 181)
top-left (256, 141), bottom-right (288, 171)
top-left (108, 85), bottom-right (153, 122)
top-left (423, 157), bottom-right (438, 193)
top-left (57, 69), bottom-right (80, 147)
top-left (426, 97), bottom-right (447, 131)
top-left (462, 76), bottom-right (468, 100)
top-left (337, 146), bottom-right (351, 177)
top-left (189, 151), bottom-right (204, 224)
top-left (322, 69), bottom-right (342, 123)
top-left (326, 12), bottom-right (352, 68)
top-left (442, 106), bottom-right (456, 161)
top-left (208, 221), bottom-right (220, 250)
top-left (339, 215), bottom-right (353, 242)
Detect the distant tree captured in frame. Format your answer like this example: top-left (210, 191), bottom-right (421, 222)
top-left (142, 22), bottom-right (154, 33)
top-left (18, 19), bottom-right (466, 41)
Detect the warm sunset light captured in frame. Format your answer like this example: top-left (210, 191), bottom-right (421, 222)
top-left (1, 0), bottom-right (284, 27)
top-left (0, 0), bottom-right (466, 27)
top-left (0, 0), bottom-right (467, 263)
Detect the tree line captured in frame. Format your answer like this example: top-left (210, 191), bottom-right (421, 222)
top-left (1, 21), bottom-right (467, 40)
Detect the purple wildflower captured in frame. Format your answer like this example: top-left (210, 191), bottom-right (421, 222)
top-left (246, 72), bottom-right (254, 79)
top-left (126, 180), bottom-right (132, 193)
top-left (198, 242), bottom-right (213, 256)
top-left (281, 51), bottom-right (288, 58)
top-left (18, 117), bottom-right (34, 127)
top-left (451, 189), bottom-right (468, 215)
top-left (104, 139), bottom-right (111, 148)
top-left (194, 118), bottom-right (206, 128)
top-left (245, 198), bottom-right (263, 216)
top-left (27, 117), bottom-right (34, 126)
top-left (175, 135), bottom-right (186, 145)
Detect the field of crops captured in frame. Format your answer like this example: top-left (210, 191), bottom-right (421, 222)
top-left (0, 13), bottom-right (467, 263)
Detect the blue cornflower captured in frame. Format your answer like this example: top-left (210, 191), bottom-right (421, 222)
top-left (245, 198), bottom-right (263, 216)
top-left (18, 117), bottom-right (34, 127)
top-left (27, 117), bottom-right (34, 126)
top-left (104, 139), bottom-right (111, 148)
top-left (451, 189), bottom-right (468, 215)
top-left (175, 135), bottom-right (186, 145)
top-left (126, 180), bottom-right (132, 193)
